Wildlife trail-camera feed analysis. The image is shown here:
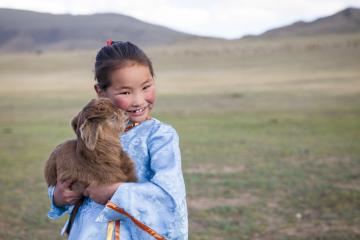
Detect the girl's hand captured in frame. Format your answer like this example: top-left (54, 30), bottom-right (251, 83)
top-left (53, 179), bottom-right (82, 206)
top-left (84, 182), bottom-right (122, 205)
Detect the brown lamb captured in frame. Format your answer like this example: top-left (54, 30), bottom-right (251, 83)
top-left (44, 98), bottom-right (137, 233)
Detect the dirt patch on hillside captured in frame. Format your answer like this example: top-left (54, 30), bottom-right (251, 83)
top-left (255, 214), bottom-right (360, 240)
top-left (188, 193), bottom-right (256, 210)
top-left (184, 164), bottom-right (246, 174)
top-left (336, 179), bottom-right (360, 191)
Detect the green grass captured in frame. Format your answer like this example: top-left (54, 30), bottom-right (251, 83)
top-left (1, 34), bottom-right (360, 239)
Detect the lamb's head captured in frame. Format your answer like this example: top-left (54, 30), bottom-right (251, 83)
top-left (71, 98), bottom-right (128, 151)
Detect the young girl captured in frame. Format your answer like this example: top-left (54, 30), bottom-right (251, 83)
top-left (47, 40), bottom-right (188, 239)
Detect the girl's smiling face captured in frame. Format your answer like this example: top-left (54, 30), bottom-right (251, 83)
top-left (95, 62), bottom-right (156, 123)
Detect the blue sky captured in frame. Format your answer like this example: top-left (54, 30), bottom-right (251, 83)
top-left (1, 0), bottom-right (360, 38)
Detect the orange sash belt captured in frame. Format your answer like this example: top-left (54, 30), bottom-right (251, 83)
top-left (106, 220), bottom-right (120, 240)
top-left (105, 201), bottom-right (166, 240)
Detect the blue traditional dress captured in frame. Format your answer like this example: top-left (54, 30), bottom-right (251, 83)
top-left (47, 118), bottom-right (188, 239)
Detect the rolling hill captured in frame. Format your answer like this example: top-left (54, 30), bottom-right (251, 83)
top-left (0, 8), bottom-right (198, 52)
top-left (244, 7), bottom-right (360, 39)
top-left (1, 7), bottom-right (359, 52)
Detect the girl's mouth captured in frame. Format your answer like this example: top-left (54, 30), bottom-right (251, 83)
top-left (127, 106), bottom-right (147, 116)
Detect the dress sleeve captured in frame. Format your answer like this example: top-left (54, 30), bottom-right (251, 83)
top-left (96, 124), bottom-right (188, 239)
top-left (47, 185), bottom-right (72, 219)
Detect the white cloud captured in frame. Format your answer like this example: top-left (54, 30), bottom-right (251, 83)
top-left (1, 0), bottom-right (360, 38)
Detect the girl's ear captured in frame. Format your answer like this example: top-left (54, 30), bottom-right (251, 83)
top-left (71, 114), bottom-right (79, 133)
top-left (94, 84), bottom-right (106, 98)
top-left (79, 119), bottom-right (101, 151)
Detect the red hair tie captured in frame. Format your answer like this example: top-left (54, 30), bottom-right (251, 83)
top-left (106, 39), bottom-right (113, 46)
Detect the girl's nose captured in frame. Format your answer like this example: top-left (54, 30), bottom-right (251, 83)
top-left (132, 93), bottom-right (144, 107)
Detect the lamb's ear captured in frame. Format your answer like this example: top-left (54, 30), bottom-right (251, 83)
top-left (79, 119), bottom-right (101, 151)
top-left (71, 114), bottom-right (79, 133)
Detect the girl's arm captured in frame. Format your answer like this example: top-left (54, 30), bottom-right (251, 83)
top-left (95, 124), bottom-right (188, 239)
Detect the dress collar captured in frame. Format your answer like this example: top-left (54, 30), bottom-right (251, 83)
top-left (124, 116), bottom-right (151, 132)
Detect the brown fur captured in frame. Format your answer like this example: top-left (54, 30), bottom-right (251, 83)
top-left (44, 98), bottom-right (137, 233)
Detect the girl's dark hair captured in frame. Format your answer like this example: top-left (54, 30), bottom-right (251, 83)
top-left (94, 41), bottom-right (154, 90)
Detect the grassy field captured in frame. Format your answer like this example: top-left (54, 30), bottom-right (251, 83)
top-left (0, 34), bottom-right (360, 239)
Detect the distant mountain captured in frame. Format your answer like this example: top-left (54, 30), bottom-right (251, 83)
top-left (2, 7), bottom-right (359, 52)
top-left (243, 7), bottom-right (360, 39)
top-left (0, 8), bottom-right (199, 52)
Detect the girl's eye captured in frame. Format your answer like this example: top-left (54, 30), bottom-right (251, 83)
top-left (143, 85), bottom-right (151, 90)
top-left (119, 92), bottom-right (130, 95)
